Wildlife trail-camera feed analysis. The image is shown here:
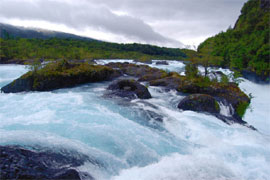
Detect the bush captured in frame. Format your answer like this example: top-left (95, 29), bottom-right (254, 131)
top-left (185, 63), bottom-right (198, 78)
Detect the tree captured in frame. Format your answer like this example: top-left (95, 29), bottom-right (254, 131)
top-left (185, 62), bottom-right (199, 78)
top-left (28, 59), bottom-right (42, 73)
top-left (197, 41), bottom-right (223, 77)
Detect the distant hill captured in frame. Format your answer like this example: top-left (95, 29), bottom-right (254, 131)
top-left (198, 0), bottom-right (269, 80)
top-left (0, 23), bottom-right (97, 41)
top-left (0, 23), bottom-right (186, 63)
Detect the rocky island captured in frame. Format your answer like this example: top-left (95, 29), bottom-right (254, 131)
top-left (1, 60), bottom-right (253, 129)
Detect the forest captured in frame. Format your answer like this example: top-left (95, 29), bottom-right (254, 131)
top-left (0, 36), bottom-right (186, 63)
top-left (197, 0), bottom-right (269, 77)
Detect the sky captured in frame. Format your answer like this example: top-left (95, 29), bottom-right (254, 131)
top-left (0, 0), bottom-right (247, 48)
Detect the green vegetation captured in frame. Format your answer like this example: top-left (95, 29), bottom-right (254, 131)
top-left (236, 101), bottom-right (250, 118)
top-left (185, 63), bottom-right (199, 78)
top-left (21, 60), bottom-right (116, 91)
top-left (0, 37), bottom-right (186, 63)
top-left (197, 0), bottom-right (270, 77)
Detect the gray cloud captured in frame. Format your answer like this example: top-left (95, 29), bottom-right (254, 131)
top-left (88, 0), bottom-right (246, 45)
top-left (0, 0), bottom-right (182, 47)
top-left (0, 0), bottom-right (247, 47)
top-left (90, 0), bottom-right (246, 22)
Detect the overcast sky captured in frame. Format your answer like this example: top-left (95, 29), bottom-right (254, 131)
top-left (0, 0), bottom-right (247, 48)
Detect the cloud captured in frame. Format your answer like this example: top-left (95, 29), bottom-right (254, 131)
top-left (0, 0), bottom-right (247, 47)
top-left (88, 0), bottom-right (246, 45)
top-left (0, 0), bottom-right (183, 47)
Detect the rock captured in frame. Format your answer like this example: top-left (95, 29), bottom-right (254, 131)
top-left (106, 62), bottom-right (168, 81)
top-left (0, 58), bottom-right (27, 64)
top-left (214, 113), bottom-right (256, 130)
top-left (107, 79), bottom-right (151, 99)
top-left (149, 72), bottom-right (183, 90)
top-left (53, 169), bottom-right (83, 180)
top-left (178, 94), bottom-right (220, 114)
top-left (177, 93), bottom-right (254, 129)
top-left (106, 62), bottom-right (252, 126)
top-left (155, 61), bottom-right (168, 65)
top-left (1, 62), bottom-right (121, 93)
top-left (176, 80), bottom-right (251, 120)
top-left (1, 77), bottom-right (33, 93)
top-left (0, 146), bottom-right (95, 180)
top-left (134, 59), bottom-right (152, 64)
top-left (241, 69), bottom-right (270, 84)
top-left (215, 71), bottom-right (224, 76)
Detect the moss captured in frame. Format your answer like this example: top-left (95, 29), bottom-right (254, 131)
top-left (236, 101), bottom-right (250, 118)
top-left (215, 101), bottom-right (220, 112)
top-left (19, 61), bottom-right (116, 91)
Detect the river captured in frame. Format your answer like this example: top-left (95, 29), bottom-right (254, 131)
top-left (0, 60), bottom-right (269, 180)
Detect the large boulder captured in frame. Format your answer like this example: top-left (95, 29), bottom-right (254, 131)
top-left (155, 61), bottom-right (168, 65)
top-left (149, 72), bottom-right (182, 90)
top-left (177, 93), bottom-right (255, 129)
top-left (0, 146), bottom-right (94, 180)
top-left (107, 79), bottom-right (151, 99)
top-left (1, 62), bottom-right (120, 93)
top-left (178, 94), bottom-right (220, 114)
top-left (106, 62), bottom-right (168, 81)
top-left (106, 62), bottom-right (251, 124)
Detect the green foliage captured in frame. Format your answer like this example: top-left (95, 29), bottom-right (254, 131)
top-left (231, 70), bottom-right (244, 84)
top-left (181, 49), bottom-right (198, 60)
top-left (185, 63), bottom-right (199, 78)
top-left (220, 74), bottom-right (229, 84)
top-left (215, 101), bottom-right (220, 112)
top-left (236, 101), bottom-right (250, 118)
top-left (198, 0), bottom-right (270, 77)
top-left (27, 59), bottom-right (42, 73)
top-left (0, 37), bottom-right (186, 62)
top-left (23, 61), bottom-right (116, 90)
top-left (186, 41), bottom-right (224, 77)
top-left (196, 76), bottom-right (212, 87)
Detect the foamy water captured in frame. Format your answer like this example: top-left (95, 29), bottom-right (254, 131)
top-left (0, 62), bottom-right (269, 180)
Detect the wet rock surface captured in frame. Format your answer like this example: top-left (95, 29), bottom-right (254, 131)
top-left (1, 61), bottom-right (253, 128)
top-left (155, 61), bottom-right (168, 65)
top-left (107, 79), bottom-right (152, 99)
top-left (178, 94), bottom-right (220, 114)
top-left (1, 62), bottom-right (120, 93)
top-left (0, 145), bottom-right (94, 180)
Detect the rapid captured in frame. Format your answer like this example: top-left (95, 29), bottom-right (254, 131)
top-left (0, 60), bottom-right (269, 180)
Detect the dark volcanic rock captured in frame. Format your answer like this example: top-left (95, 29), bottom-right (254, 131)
top-left (0, 146), bottom-right (95, 180)
top-left (107, 79), bottom-right (151, 99)
top-left (155, 61), bottom-right (168, 65)
top-left (178, 94), bottom-right (220, 114)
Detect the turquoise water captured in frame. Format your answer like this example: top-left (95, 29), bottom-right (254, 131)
top-left (0, 62), bottom-right (270, 180)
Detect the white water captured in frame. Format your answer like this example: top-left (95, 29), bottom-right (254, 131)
top-left (95, 59), bottom-right (186, 74)
top-left (0, 62), bottom-right (270, 180)
top-left (218, 102), bottom-right (232, 117)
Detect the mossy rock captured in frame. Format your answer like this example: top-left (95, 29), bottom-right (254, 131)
top-left (107, 79), bottom-right (151, 99)
top-left (107, 62), bottom-right (169, 81)
top-left (178, 94), bottom-right (220, 114)
top-left (236, 101), bottom-right (250, 118)
top-left (1, 62), bottom-right (120, 93)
